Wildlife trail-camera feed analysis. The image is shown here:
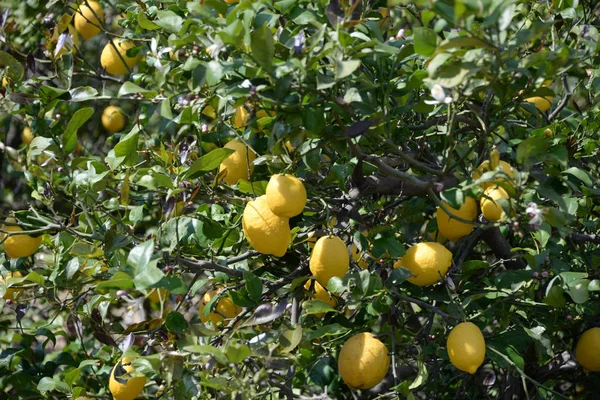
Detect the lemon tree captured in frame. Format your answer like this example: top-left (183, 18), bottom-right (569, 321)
top-left (1, 0), bottom-right (600, 399)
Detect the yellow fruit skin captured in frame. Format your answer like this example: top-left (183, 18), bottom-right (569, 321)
top-left (393, 259), bottom-right (403, 269)
top-left (234, 106), bottom-right (249, 129)
top-left (304, 280), bottom-right (336, 317)
top-left (575, 327), bottom-right (600, 372)
top-left (101, 40), bottom-right (138, 75)
top-left (102, 106), bottom-right (126, 134)
top-left (199, 289), bottom-right (242, 326)
top-left (74, 1), bottom-right (104, 40)
top-left (402, 242), bottom-right (452, 286)
top-left (242, 195), bottom-right (291, 257)
top-left (351, 244), bottom-right (369, 269)
top-left (0, 271), bottom-right (24, 300)
top-left (436, 197), bottom-right (477, 242)
top-left (480, 186), bottom-right (509, 222)
top-left (524, 96), bottom-right (553, 112)
top-left (218, 140), bottom-right (256, 185)
top-left (473, 160), bottom-right (515, 189)
top-left (447, 322), bottom-right (486, 374)
top-left (265, 174), bottom-right (307, 218)
top-left (309, 236), bottom-right (349, 288)
top-left (109, 357), bottom-right (147, 400)
top-left (21, 127), bottom-right (33, 145)
top-left (338, 333), bottom-right (390, 389)
top-left (1, 219), bottom-right (43, 259)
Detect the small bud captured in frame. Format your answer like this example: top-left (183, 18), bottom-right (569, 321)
top-left (541, 270), bottom-right (548, 278)
top-left (201, 123), bottom-right (208, 133)
top-left (5, 299), bottom-right (12, 305)
top-left (116, 289), bottom-right (127, 297)
top-left (566, 314), bottom-right (572, 321)
top-left (396, 28), bottom-right (405, 40)
top-left (533, 271), bottom-right (539, 278)
top-left (513, 221), bottom-right (519, 227)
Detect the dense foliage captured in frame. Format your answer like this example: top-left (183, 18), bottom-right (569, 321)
top-left (1, 0), bottom-right (600, 398)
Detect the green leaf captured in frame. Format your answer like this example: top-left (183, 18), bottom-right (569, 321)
top-left (185, 148), bottom-right (234, 178)
top-left (302, 300), bottom-right (337, 315)
top-left (97, 271), bottom-right (135, 289)
top-left (118, 82), bottom-right (158, 98)
top-left (334, 59), bottom-right (361, 81)
top-left (562, 167), bottom-right (593, 187)
top-left (279, 324), bottom-right (302, 353)
top-left (516, 136), bottom-right (548, 166)
top-left (237, 180), bottom-right (268, 196)
top-left (250, 24), bottom-right (274, 72)
top-left (566, 279), bottom-right (589, 304)
top-left (302, 107), bottom-right (325, 134)
top-left (138, 12), bottom-right (160, 30)
top-left (461, 260), bottom-right (489, 272)
top-left (224, 343), bottom-right (251, 363)
top-left (505, 345), bottom-right (525, 371)
top-left (308, 324), bottom-right (349, 340)
top-left (440, 187), bottom-right (465, 209)
top-left (106, 127), bottom-right (139, 168)
top-left (69, 86), bottom-right (98, 102)
top-left (165, 311), bottom-right (188, 333)
top-left (155, 10), bottom-right (184, 33)
top-left (244, 271), bottom-right (263, 302)
top-left (0, 51), bottom-right (24, 81)
top-left (184, 345), bottom-right (228, 365)
top-left (409, 358), bottom-right (429, 389)
top-left (543, 285), bottom-right (566, 308)
top-left (63, 107), bottom-right (93, 154)
top-left (127, 239), bottom-right (164, 289)
top-left (413, 27), bottom-right (438, 56)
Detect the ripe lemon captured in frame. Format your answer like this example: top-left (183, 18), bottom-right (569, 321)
top-left (0, 271), bottom-right (24, 300)
top-left (309, 235), bottom-right (349, 288)
top-left (338, 332), bottom-right (390, 389)
top-left (393, 259), bottom-right (403, 269)
top-left (447, 322), bottom-right (486, 374)
top-left (472, 160), bottom-right (515, 189)
top-left (304, 280), bottom-right (336, 317)
top-left (233, 106), bottom-right (249, 129)
top-left (109, 357), bottom-right (147, 400)
top-left (147, 288), bottom-right (168, 304)
top-left (1, 218), bottom-right (43, 259)
top-left (351, 244), bottom-right (369, 269)
top-left (401, 242), bottom-right (452, 286)
top-left (480, 186), bottom-right (509, 222)
top-left (102, 105), bottom-right (126, 134)
top-left (284, 140), bottom-right (294, 153)
top-left (74, 1), bottom-right (104, 40)
top-left (524, 95), bottom-right (553, 112)
top-left (199, 289), bottom-right (242, 326)
top-left (265, 174), bottom-right (307, 218)
top-left (436, 197), bottom-right (477, 242)
top-left (242, 195), bottom-right (291, 257)
top-left (218, 140), bottom-right (256, 185)
top-left (575, 327), bottom-right (600, 372)
top-left (21, 127), bottom-right (33, 145)
top-left (100, 40), bottom-right (138, 75)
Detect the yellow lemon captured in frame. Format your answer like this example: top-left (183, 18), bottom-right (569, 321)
top-left (1, 76), bottom-right (9, 87)
top-left (101, 40), bottom-right (138, 75)
top-left (199, 289), bottom-right (242, 326)
top-left (242, 195), bottom-right (291, 257)
top-left (73, 1), bottom-right (104, 40)
top-left (102, 105), bottom-right (126, 134)
top-left (109, 357), bottom-right (147, 400)
top-left (265, 174), bottom-right (307, 218)
top-left (447, 322), bottom-right (486, 374)
top-left (436, 197), bottom-right (477, 242)
top-left (393, 259), bottom-right (403, 269)
top-left (284, 140), bottom-right (294, 153)
top-left (256, 109), bottom-right (273, 119)
top-left (401, 242), bottom-right (452, 286)
top-left (524, 96), bottom-right (553, 113)
top-left (351, 244), bottom-right (369, 269)
top-left (0, 271), bottom-right (24, 301)
top-left (21, 127), bottom-right (33, 145)
top-left (147, 288), bottom-right (168, 304)
top-left (575, 327), bottom-right (600, 372)
top-left (1, 218), bottom-right (43, 259)
top-left (480, 186), bottom-right (509, 222)
top-left (338, 333), bottom-right (390, 389)
top-left (304, 280), bottom-right (336, 317)
top-left (309, 235), bottom-right (349, 288)
top-left (218, 140), bottom-right (256, 185)
top-left (472, 160), bottom-right (515, 189)
top-left (233, 106), bottom-right (249, 129)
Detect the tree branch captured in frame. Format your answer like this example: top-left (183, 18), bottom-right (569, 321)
top-left (548, 73), bottom-right (571, 122)
top-left (179, 257), bottom-right (244, 278)
top-left (480, 227), bottom-right (526, 270)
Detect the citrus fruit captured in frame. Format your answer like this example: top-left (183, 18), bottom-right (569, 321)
top-left (233, 106), bottom-right (249, 129)
top-left (1, 218), bottom-right (43, 259)
top-left (472, 160), bottom-right (515, 189)
top-left (21, 127), bottom-right (33, 145)
top-left (242, 195), bottom-right (291, 257)
top-left (393, 259), bottom-right (403, 269)
top-left (100, 40), bottom-right (138, 75)
top-left (74, 1), bottom-right (104, 40)
top-left (0, 271), bottom-right (24, 301)
top-left (351, 244), bottom-right (369, 269)
top-left (447, 322), bottom-right (486, 374)
top-left (102, 105), bottom-right (126, 134)
top-left (304, 280), bottom-right (336, 317)
top-left (218, 140), bottom-right (256, 185)
top-left (575, 327), bottom-right (600, 372)
top-left (199, 289), bottom-right (242, 326)
top-left (109, 357), bottom-right (147, 400)
top-left (309, 235), bottom-right (349, 288)
top-left (338, 332), bottom-right (390, 389)
top-left (401, 242), bottom-right (452, 286)
top-left (265, 174), bottom-right (307, 218)
top-left (480, 186), bottom-right (509, 222)
top-left (524, 95), bottom-right (553, 112)
top-left (436, 197), bottom-right (477, 242)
